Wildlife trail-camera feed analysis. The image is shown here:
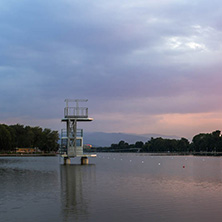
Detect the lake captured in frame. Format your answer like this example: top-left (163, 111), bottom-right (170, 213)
top-left (1, 153), bottom-right (222, 222)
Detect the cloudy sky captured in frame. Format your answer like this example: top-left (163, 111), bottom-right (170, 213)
top-left (1, 0), bottom-right (222, 139)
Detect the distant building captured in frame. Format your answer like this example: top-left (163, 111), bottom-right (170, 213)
top-left (16, 148), bottom-right (38, 154)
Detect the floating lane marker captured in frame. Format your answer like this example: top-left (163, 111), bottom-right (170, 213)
top-left (158, 163), bottom-right (161, 165)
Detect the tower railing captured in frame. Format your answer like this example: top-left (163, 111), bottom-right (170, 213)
top-left (64, 107), bottom-right (88, 118)
top-left (61, 129), bottom-right (83, 138)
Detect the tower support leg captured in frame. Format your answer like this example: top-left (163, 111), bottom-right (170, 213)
top-left (64, 157), bottom-right (71, 165)
top-left (81, 157), bottom-right (89, 165)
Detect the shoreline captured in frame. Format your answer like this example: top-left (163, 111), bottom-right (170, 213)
top-left (0, 153), bottom-right (57, 157)
top-left (89, 151), bottom-right (222, 156)
top-left (1, 152), bottom-right (222, 157)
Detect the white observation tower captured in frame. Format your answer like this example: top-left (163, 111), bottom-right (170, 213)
top-left (60, 99), bottom-right (96, 164)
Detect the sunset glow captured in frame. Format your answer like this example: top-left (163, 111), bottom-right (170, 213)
top-left (0, 0), bottom-right (222, 139)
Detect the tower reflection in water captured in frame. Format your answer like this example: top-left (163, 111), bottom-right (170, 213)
top-left (60, 164), bottom-right (96, 221)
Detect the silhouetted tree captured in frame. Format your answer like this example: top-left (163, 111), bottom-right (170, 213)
top-left (0, 124), bottom-right (12, 151)
top-left (0, 124), bottom-right (59, 152)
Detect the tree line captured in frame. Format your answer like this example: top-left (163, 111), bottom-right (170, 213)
top-left (95, 130), bottom-right (222, 153)
top-left (0, 124), bottom-right (59, 153)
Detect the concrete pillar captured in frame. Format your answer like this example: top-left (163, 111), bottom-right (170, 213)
top-left (64, 157), bottom-right (71, 165)
top-left (81, 157), bottom-right (89, 165)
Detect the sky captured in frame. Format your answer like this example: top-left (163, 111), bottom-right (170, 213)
top-left (1, 0), bottom-right (222, 139)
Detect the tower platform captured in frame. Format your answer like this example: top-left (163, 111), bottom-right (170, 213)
top-left (61, 118), bottom-right (93, 122)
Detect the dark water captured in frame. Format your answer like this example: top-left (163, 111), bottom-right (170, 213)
top-left (1, 154), bottom-right (222, 222)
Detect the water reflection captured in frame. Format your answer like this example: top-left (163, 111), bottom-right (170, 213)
top-left (60, 164), bottom-right (96, 222)
top-left (92, 154), bottom-right (222, 222)
top-left (0, 157), bottom-right (61, 222)
top-left (2, 155), bottom-right (222, 222)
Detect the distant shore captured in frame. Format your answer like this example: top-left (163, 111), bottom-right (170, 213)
top-left (1, 152), bottom-right (222, 157)
top-left (147, 152), bottom-right (222, 156)
top-left (88, 151), bottom-right (222, 156)
top-left (0, 153), bottom-right (57, 157)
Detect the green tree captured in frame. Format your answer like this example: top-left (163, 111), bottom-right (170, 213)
top-left (40, 128), bottom-right (59, 152)
top-left (118, 140), bottom-right (129, 149)
top-left (32, 126), bottom-right (43, 149)
top-left (10, 124), bottom-right (26, 148)
top-left (111, 143), bottom-right (118, 150)
top-left (177, 138), bottom-right (190, 152)
top-left (0, 124), bottom-right (12, 151)
top-left (211, 130), bottom-right (221, 152)
top-left (8, 124), bottom-right (59, 152)
top-left (192, 130), bottom-right (222, 152)
top-left (135, 141), bottom-right (144, 148)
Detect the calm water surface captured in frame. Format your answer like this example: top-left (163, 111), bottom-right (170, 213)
top-left (1, 154), bottom-right (222, 222)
